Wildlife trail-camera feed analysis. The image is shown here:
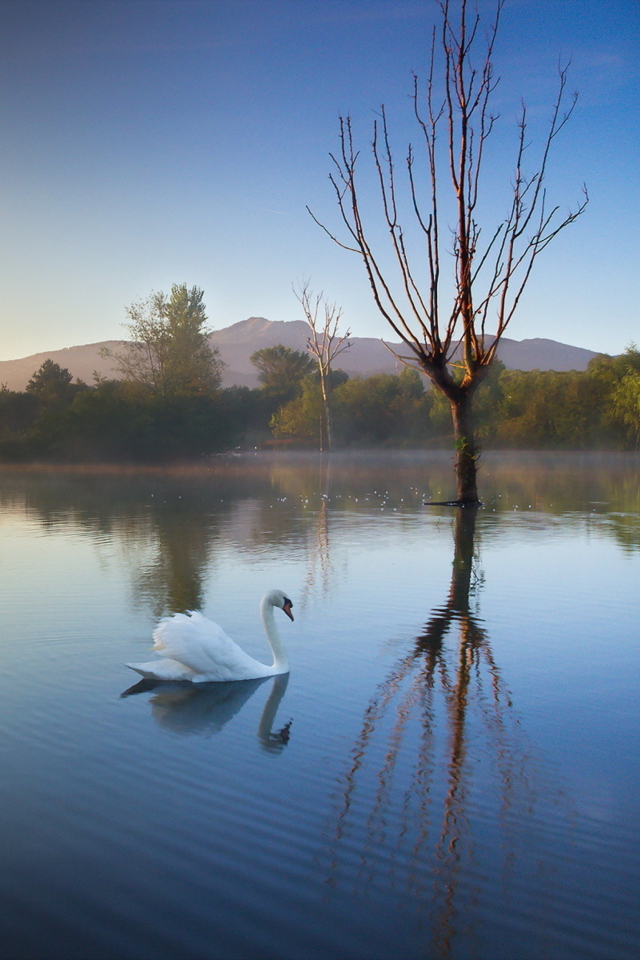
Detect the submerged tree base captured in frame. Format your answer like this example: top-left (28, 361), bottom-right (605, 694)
top-left (424, 498), bottom-right (482, 507)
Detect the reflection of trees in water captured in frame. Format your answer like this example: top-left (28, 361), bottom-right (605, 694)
top-left (122, 673), bottom-right (292, 752)
top-left (327, 508), bottom-right (554, 958)
top-left (480, 451), bottom-right (640, 517)
top-left (601, 514), bottom-right (640, 556)
top-left (1, 451), bottom-right (638, 525)
top-left (0, 454), bottom-right (638, 620)
top-left (0, 465), bottom-right (329, 617)
top-left (131, 502), bottom-right (213, 615)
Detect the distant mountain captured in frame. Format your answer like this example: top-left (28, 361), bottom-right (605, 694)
top-left (0, 317), bottom-right (601, 392)
top-left (494, 337), bottom-right (598, 373)
top-left (0, 341), bottom-right (127, 392)
top-left (209, 318), bottom-right (415, 387)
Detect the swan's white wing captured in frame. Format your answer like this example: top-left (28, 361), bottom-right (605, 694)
top-left (151, 611), bottom-right (269, 681)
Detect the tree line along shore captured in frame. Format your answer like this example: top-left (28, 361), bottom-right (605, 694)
top-left (0, 338), bottom-right (638, 463)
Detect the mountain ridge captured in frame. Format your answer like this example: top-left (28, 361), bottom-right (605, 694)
top-left (0, 317), bottom-right (601, 391)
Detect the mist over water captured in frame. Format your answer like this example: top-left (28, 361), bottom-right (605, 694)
top-left (0, 452), bottom-right (638, 960)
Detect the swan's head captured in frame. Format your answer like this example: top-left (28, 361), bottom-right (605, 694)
top-left (267, 589), bottom-right (294, 621)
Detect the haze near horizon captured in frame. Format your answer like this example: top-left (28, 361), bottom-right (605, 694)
top-left (0, 0), bottom-right (637, 361)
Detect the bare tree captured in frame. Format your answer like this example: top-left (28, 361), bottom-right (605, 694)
top-left (310, 0), bottom-right (587, 502)
top-left (294, 282), bottom-right (351, 451)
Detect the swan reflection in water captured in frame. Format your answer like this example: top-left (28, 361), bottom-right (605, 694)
top-left (122, 673), bottom-right (292, 753)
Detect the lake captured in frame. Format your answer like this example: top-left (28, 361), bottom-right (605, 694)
top-left (0, 451), bottom-right (638, 960)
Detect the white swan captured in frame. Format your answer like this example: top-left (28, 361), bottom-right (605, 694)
top-left (126, 589), bottom-right (294, 682)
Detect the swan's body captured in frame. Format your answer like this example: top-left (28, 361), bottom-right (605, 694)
top-left (126, 589), bottom-right (293, 683)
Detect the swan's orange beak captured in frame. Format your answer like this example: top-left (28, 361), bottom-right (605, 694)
top-left (283, 600), bottom-right (294, 621)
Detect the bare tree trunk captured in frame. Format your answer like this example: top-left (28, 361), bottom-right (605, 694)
top-left (318, 369), bottom-right (332, 452)
top-left (450, 391), bottom-right (480, 504)
top-left (295, 283), bottom-right (350, 454)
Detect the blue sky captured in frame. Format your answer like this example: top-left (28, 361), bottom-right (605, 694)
top-left (0, 0), bottom-right (637, 360)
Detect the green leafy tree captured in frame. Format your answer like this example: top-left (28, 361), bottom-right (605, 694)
top-left (611, 370), bottom-right (640, 448)
top-left (220, 385), bottom-right (273, 443)
top-left (273, 368), bottom-right (432, 447)
top-left (0, 386), bottom-right (40, 447)
top-left (250, 344), bottom-right (315, 403)
top-left (334, 370), bottom-right (430, 445)
top-left (21, 379), bottom-right (238, 462)
top-left (104, 284), bottom-right (224, 397)
top-left (26, 360), bottom-right (83, 404)
top-left (493, 369), bottom-right (591, 447)
top-left (270, 376), bottom-right (324, 444)
top-left (582, 346), bottom-right (640, 446)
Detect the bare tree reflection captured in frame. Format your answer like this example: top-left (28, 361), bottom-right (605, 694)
top-left (121, 673), bottom-right (292, 752)
top-left (328, 507), bottom-right (546, 958)
top-left (301, 457), bottom-right (339, 607)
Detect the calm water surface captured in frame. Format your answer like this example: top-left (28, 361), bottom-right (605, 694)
top-left (0, 452), bottom-right (638, 960)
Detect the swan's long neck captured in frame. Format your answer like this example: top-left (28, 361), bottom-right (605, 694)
top-left (260, 596), bottom-right (289, 674)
